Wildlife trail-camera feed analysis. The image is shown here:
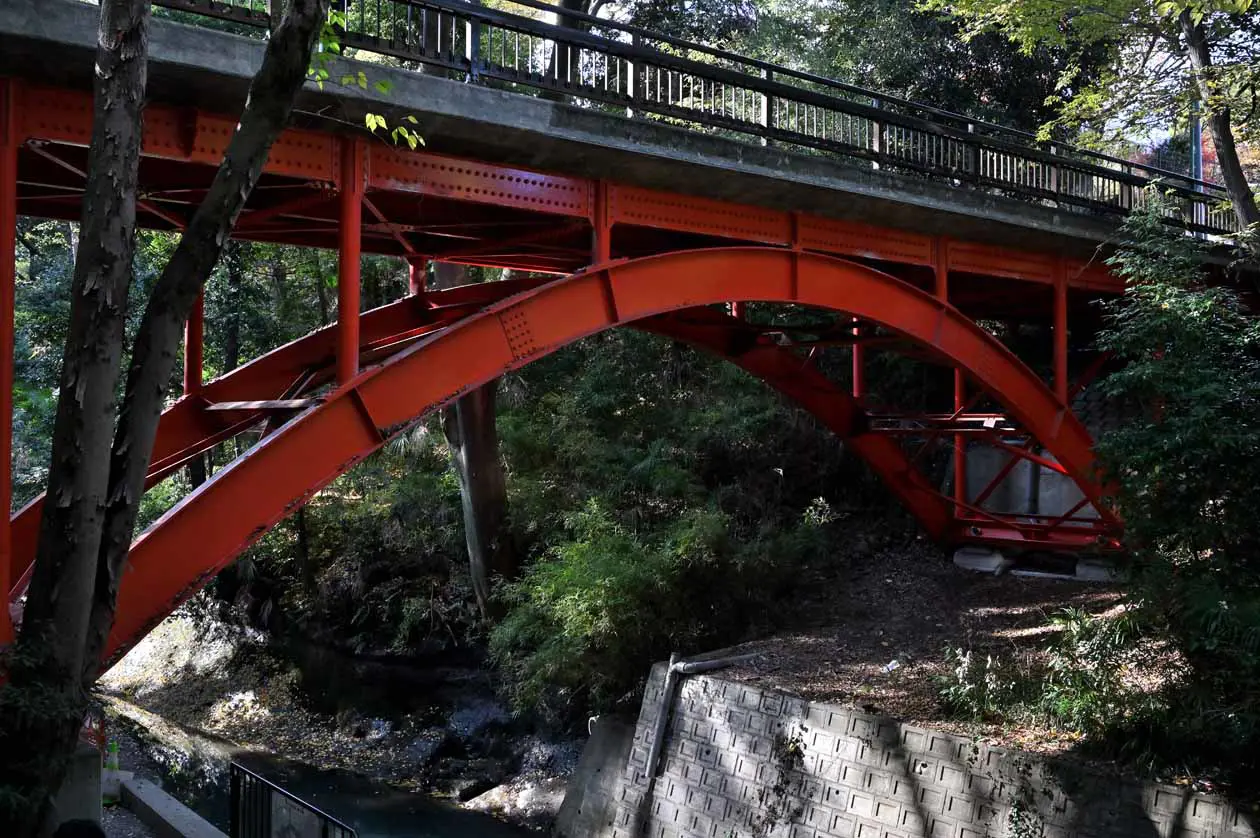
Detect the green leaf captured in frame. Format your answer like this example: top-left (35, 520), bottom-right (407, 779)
top-left (374, 79), bottom-right (394, 94)
top-left (357, 71), bottom-right (369, 90)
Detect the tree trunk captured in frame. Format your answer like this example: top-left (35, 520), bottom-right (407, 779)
top-left (442, 378), bottom-right (514, 619)
top-left (0, 1), bottom-right (150, 833)
top-left (224, 241), bottom-right (244, 372)
top-left (296, 504), bottom-right (314, 597)
top-left (0, 2), bottom-right (327, 833)
top-left (1179, 12), bottom-right (1260, 251)
top-left (84, 0), bottom-right (328, 678)
top-left (431, 263), bottom-right (515, 618)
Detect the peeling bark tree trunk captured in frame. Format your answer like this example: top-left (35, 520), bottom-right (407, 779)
top-left (0, 2), bottom-right (149, 833)
top-left (1179, 13), bottom-right (1260, 253)
top-left (0, 1), bottom-right (328, 833)
top-left (432, 263), bottom-right (515, 619)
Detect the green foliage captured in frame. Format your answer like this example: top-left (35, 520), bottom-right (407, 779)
top-left (489, 499), bottom-right (819, 724)
top-left (937, 647), bottom-right (1025, 722)
top-left (938, 196), bottom-right (1260, 787)
top-left (923, 0), bottom-right (1260, 153)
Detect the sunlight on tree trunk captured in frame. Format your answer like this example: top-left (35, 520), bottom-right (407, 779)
top-left (432, 263), bottom-right (515, 619)
top-left (1179, 10), bottom-right (1260, 248)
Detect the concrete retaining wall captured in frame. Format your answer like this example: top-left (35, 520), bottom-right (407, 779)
top-left (585, 663), bottom-right (1254, 838)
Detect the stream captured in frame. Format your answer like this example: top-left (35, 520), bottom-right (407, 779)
top-left (111, 700), bottom-right (534, 838)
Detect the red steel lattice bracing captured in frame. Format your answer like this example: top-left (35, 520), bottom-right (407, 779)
top-left (1, 78), bottom-right (1121, 657)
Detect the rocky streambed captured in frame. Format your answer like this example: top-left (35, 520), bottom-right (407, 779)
top-left (99, 611), bottom-right (582, 832)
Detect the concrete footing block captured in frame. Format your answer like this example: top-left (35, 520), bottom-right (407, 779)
top-left (39, 742), bottom-right (102, 837)
top-left (121, 776), bottom-right (226, 838)
top-left (952, 547), bottom-right (1014, 575)
top-left (1075, 558), bottom-right (1121, 582)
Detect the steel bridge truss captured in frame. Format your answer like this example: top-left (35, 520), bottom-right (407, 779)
top-left (1, 78), bottom-right (1122, 658)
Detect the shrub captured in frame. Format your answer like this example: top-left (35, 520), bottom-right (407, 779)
top-left (489, 498), bottom-right (814, 725)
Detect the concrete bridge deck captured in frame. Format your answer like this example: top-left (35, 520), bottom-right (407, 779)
top-left (0, 0), bottom-right (1203, 258)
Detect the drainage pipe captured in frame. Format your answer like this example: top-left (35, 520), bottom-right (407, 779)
top-left (632, 651), bottom-right (761, 834)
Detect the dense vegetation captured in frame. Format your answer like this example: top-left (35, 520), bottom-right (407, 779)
top-left (937, 197), bottom-right (1260, 791)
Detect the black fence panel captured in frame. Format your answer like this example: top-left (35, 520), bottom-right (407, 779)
top-left (230, 763), bottom-right (357, 838)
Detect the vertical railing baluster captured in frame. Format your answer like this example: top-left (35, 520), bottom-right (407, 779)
top-left (759, 68), bottom-right (774, 146)
top-left (465, 11), bottom-right (480, 82)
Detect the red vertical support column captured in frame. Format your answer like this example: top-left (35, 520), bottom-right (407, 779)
top-left (407, 257), bottom-right (428, 297)
top-left (1053, 262), bottom-right (1069, 404)
top-left (591, 180), bottom-right (611, 264)
top-left (936, 240), bottom-right (965, 517)
top-left (851, 317), bottom-right (865, 400)
top-left (0, 80), bottom-right (16, 645)
top-left (183, 291), bottom-right (204, 396)
top-left (729, 302), bottom-right (746, 320)
top-left (338, 138), bottom-right (365, 386)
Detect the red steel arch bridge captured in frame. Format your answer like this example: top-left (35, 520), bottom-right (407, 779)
top-left (0, 0), bottom-right (1240, 662)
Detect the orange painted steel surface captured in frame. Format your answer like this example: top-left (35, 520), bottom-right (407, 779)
top-left (0, 79), bottom-right (16, 645)
top-left (95, 249), bottom-right (1115, 664)
top-left (338, 138), bottom-right (366, 385)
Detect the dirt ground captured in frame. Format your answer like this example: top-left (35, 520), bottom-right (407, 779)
top-left (720, 534), bottom-right (1123, 758)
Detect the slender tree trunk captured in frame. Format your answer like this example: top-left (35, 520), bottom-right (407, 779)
top-left (296, 505), bottom-right (314, 597)
top-left (224, 241), bottom-right (244, 373)
top-left (1179, 13), bottom-right (1260, 250)
top-left (0, 2), bottom-right (150, 833)
top-left (0, 3), bottom-right (327, 833)
top-left (431, 263), bottom-right (515, 618)
top-left (84, 0), bottom-right (328, 677)
top-left (442, 378), bottom-right (514, 619)
top-left (313, 254), bottom-right (331, 326)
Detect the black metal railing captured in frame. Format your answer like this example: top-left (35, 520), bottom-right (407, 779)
top-left (230, 762), bottom-right (357, 838)
top-left (150, 0), bottom-right (1238, 235)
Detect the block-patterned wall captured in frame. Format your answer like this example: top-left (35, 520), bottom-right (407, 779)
top-left (605, 663), bottom-right (1256, 838)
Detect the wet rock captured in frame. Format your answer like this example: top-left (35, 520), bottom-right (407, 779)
top-left (517, 737), bottom-right (583, 775)
top-left (403, 727), bottom-right (449, 767)
top-left (464, 773), bottom-right (569, 830)
top-left (447, 699), bottom-right (510, 739)
top-left (437, 757), bottom-right (509, 801)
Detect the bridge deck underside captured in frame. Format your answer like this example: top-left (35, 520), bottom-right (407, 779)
top-left (2, 79), bottom-right (1123, 657)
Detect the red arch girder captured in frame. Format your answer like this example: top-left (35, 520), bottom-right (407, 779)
top-left (96, 248), bottom-right (1115, 665)
top-left (6, 276), bottom-right (552, 601)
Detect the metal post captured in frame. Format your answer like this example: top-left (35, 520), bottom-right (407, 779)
top-left (465, 14), bottom-right (481, 82)
top-left (1190, 101), bottom-right (1206, 231)
top-left (184, 291), bottom-right (204, 396)
top-left (592, 180), bottom-right (611, 264)
top-left (626, 34), bottom-right (640, 118)
top-left (759, 68), bottom-right (773, 146)
top-left (871, 98), bottom-right (882, 171)
top-left (230, 766), bottom-right (241, 838)
top-left (851, 317), bottom-right (864, 400)
top-left (0, 79), bottom-right (17, 646)
top-left (1054, 263), bottom-right (1068, 404)
top-left (935, 241), bottom-right (964, 515)
top-left (338, 138), bottom-right (364, 386)
top-left (407, 257), bottom-right (428, 296)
